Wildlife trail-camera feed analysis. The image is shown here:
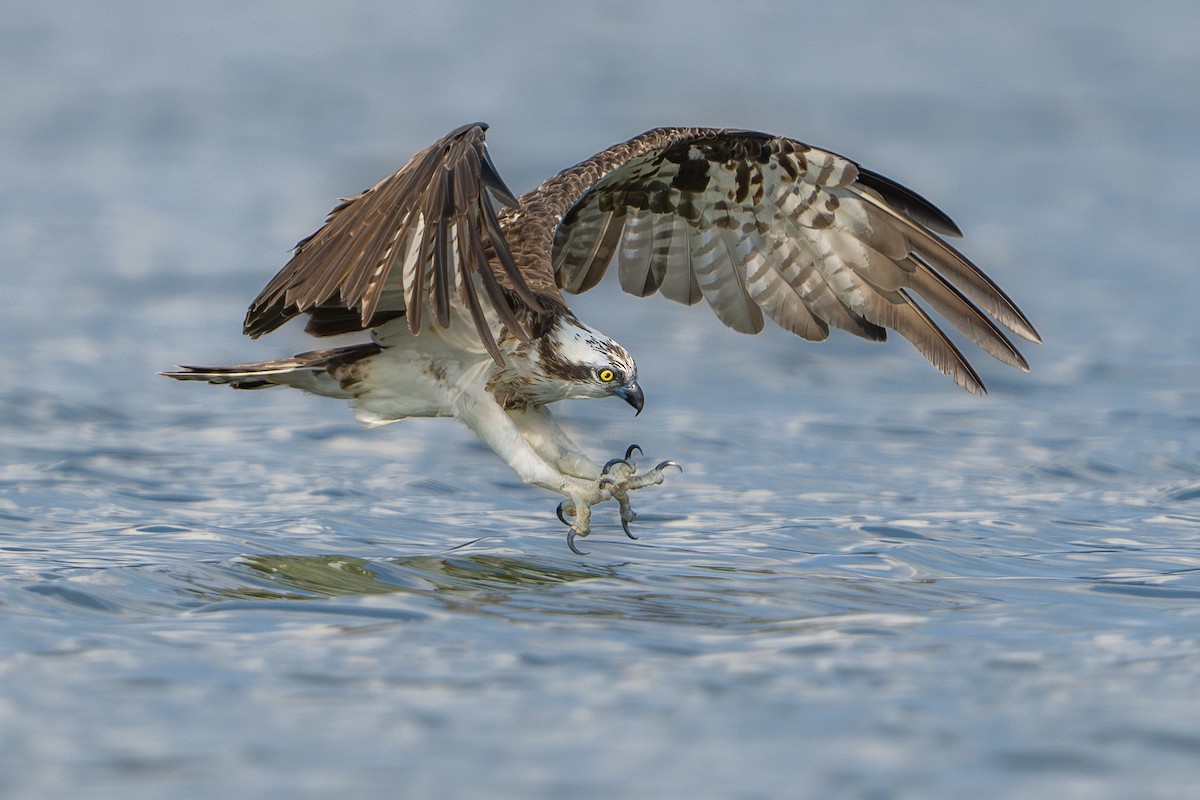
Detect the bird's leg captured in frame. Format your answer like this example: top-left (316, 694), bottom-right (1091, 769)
top-left (506, 406), bottom-right (601, 480)
top-left (461, 398), bottom-right (617, 552)
top-left (504, 408), bottom-right (681, 549)
top-left (517, 412), bottom-right (681, 541)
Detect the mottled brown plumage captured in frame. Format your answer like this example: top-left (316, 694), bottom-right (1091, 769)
top-left (242, 123), bottom-right (1038, 394)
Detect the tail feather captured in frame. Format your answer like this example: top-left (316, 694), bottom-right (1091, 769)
top-left (161, 343), bottom-right (381, 394)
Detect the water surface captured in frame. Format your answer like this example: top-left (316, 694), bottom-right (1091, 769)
top-left (3, 2), bottom-right (1199, 798)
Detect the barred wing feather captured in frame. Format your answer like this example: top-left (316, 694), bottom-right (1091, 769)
top-left (551, 129), bottom-right (1040, 393)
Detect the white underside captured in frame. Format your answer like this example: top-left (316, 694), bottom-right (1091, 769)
top-left (342, 312), bottom-right (604, 498)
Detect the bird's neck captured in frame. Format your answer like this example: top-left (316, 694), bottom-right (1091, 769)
top-left (486, 312), bottom-right (594, 410)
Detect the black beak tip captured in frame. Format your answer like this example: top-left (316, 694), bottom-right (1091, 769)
top-left (618, 382), bottom-right (644, 416)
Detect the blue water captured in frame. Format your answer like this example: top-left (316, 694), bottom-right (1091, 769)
top-left (3, 2), bottom-right (1199, 798)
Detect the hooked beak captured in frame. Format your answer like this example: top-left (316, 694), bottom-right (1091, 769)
top-left (614, 381), bottom-right (644, 416)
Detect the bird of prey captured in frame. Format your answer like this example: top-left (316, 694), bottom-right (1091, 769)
top-left (164, 122), bottom-right (1040, 553)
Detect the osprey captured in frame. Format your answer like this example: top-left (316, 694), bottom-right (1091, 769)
top-left (164, 123), bottom-right (1040, 553)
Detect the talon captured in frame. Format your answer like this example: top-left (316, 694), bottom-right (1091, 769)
top-left (620, 515), bottom-right (638, 541)
top-left (566, 529), bottom-right (590, 556)
top-left (602, 457), bottom-right (628, 475)
top-left (556, 450), bottom-right (672, 552)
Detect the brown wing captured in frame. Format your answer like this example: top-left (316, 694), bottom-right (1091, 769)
top-left (243, 123), bottom-right (548, 364)
top-left (546, 128), bottom-right (1041, 393)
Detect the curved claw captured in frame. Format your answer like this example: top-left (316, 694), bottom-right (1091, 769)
top-left (556, 501), bottom-right (572, 526)
top-left (566, 529), bottom-right (590, 556)
top-left (598, 476), bottom-right (620, 495)
top-left (655, 460), bottom-right (683, 474)
top-left (624, 444), bottom-right (643, 461)
top-left (602, 457), bottom-right (629, 475)
top-left (620, 515), bottom-right (639, 541)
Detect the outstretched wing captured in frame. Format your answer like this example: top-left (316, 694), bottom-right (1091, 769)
top-left (243, 123), bottom-right (547, 364)
top-left (547, 128), bottom-right (1041, 393)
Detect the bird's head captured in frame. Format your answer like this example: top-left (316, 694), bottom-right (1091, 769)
top-left (496, 316), bottom-right (642, 412)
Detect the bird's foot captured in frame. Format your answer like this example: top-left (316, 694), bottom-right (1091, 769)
top-left (555, 489), bottom-right (603, 556)
top-left (555, 444), bottom-right (682, 553)
top-left (602, 444), bottom-right (682, 491)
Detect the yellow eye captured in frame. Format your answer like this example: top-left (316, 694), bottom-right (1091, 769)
top-left (598, 369), bottom-right (615, 382)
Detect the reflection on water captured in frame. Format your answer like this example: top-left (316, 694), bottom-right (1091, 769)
top-left (221, 552), bottom-right (778, 627)
top-left (232, 553), bottom-right (602, 601)
top-left (203, 545), bottom-right (992, 632)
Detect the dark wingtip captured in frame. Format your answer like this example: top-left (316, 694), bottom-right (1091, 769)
top-left (450, 121), bottom-right (489, 137)
top-left (856, 167), bottom-right (963, 237)
top-left (478, 144), bottom-right (519, 207)
top-left (242, 302), bottom-right (278, 339)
